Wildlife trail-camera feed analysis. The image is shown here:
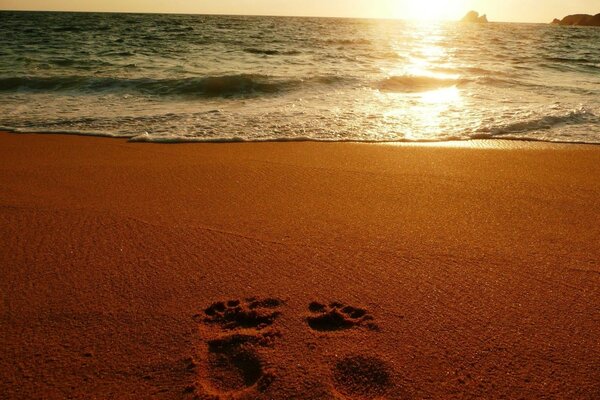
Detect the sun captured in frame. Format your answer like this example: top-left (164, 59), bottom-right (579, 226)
top-left (396, 0), bottom-right (467, 21)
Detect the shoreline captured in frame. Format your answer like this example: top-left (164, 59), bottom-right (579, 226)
top-left (1, 131), bottom-right (598, 399)
top-left (2, 129), bottom-right (600, 148)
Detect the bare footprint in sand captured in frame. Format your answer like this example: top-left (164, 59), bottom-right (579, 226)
top-left (333, 355), bottom-right (394, 399)
top-left (305, 302), bottom-right (401, 399)
top-left (306, 301), bottom-right (378, 331)
top-left (201, 298), bottom-right (283, 330)
top-left (192, 298), bottom-right (283, 399)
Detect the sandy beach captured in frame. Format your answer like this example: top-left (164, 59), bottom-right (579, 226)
top-left (0, 131), bottom-right (598, 399)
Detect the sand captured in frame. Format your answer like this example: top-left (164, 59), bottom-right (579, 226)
top-left (0, 131), bottom-right (598, 399)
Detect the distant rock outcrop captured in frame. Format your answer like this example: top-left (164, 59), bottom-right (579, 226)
top-left (551, 13), bottom-right (600, 26)
top-left (461, 11), bottom-right (488, 23)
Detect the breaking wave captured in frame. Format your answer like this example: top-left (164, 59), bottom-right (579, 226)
top-left (474, 107), bottom-right (599, 136)
top-left (0, 74), bottom-right (348, 98)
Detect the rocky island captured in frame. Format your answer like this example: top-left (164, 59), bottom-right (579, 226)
top-left (551, 13), bottom-right (600, 26)
top-left (461, 11), bottom-right (488, 23)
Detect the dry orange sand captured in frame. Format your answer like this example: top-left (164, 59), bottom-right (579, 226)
top-left (0, 132), bottom-right (599, 399)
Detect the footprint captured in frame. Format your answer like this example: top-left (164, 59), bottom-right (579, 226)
top-left (193, 298), bottom-right (283, 399)
top-left (333, 355), bottom-right (393, 399)
top-left (306, 301), bottom-right (378, 331)
top-left (200, 298), bottom-right (283, 330)
top-left (203, 333), bottom-right (275, 395)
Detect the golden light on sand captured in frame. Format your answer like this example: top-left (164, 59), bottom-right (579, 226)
top-left (399, 0), bottom-right (468, 21)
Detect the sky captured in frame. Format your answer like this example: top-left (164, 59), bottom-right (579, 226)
top-left (1, 0), bottom-right (599, 23)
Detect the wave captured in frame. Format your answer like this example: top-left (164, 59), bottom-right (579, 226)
top-left (0, 126), bottom-right (134, 139)
top-left (129, 135), bottom-right (599, 145)
top-left (0, 74), bottom-right (347, 98)
top-left (474, 107), bottom-right (598, 136)
top-left (317, 38), bottom-right (372, 46)
top-left (473, 75), bottom-right (548, 89)
top-left (545, 56), bottom-right (598, 64)
top-left (378, 75), bottom-right (462, 93)
top-left (48, 58), bottom-right (76, 66)
top-left (4, 126), bottom-right (597, 146)
top-left (53, 26), bottom-right (84, 33)
top-left (243, 48), bottom-right (302, 56)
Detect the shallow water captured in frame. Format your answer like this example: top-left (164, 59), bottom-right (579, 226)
top-left (1, 11), bottom-right (599, 144)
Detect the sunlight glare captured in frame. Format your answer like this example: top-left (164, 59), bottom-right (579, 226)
top-left (420, 86), bottom-right (461, 104)
top-left (381, 23), bottom-right (463, 141)
top-left (383, 85), bottom-right (462, 140)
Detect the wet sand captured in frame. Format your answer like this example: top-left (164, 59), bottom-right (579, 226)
top-left (0, 131), bottom-right (599, 399)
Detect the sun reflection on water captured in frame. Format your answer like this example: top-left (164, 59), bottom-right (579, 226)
top-left (421, 85), bottom-right (461, 104)
top-left (383, 85), bottom-right (462, 140)
top-left (382, 23), bottom-right (464, 141)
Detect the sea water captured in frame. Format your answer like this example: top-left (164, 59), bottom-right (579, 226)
top-left (1, 11), bottom-right (599, 144)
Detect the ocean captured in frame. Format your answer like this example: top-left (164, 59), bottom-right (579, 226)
top-left (1, 11), bottom-right (599, 144)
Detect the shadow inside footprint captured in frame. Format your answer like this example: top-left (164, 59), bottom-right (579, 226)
top-left (333, 355), bottom-right (392, 398)
top-left (207, 347), bottom-right (262, 390)
top-left (201, 298), bottom-right (283, 330)
top-left (307, 301), bottom-right (377, 331)
top-left (194, 298), bottom-right (282, 397)
top-left (204, 334), bottom-right (274, 393)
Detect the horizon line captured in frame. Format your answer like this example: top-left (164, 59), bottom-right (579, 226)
top-left (0, 9), bottom-right (553, 24)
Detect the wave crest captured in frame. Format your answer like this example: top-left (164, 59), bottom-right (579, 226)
top-left (243, 48), bottom-right (301, 56)
top-left (0, 74), bottom-right (343, 98)
top-left (475, 107), bottom-right (598, 136)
